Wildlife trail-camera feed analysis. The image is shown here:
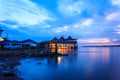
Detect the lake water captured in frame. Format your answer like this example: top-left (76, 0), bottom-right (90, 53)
top-left (15, 47), bottom-right (120, 80)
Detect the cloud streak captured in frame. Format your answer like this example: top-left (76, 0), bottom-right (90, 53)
top-left (106, 12), bottom-right (120, 21)
top-left (57, 0), bottom-right (110, 17)
top-left (0, 0), bottom-right (54, 28)
top-left (0, 0), bottom-right (120, 42)
top-left (111, 0), bottom-right (120, 7)
top-left (57, 0), bottom-right (85, 17)
top-left (52, 26), bottom-right (68, 33)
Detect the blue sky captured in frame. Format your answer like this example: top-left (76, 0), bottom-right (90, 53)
top-left (0, 0), bottom-right (120, 43)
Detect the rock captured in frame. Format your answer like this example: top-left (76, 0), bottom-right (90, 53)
top-left (0, 72), bottom-right (22, 80)
top-left (2, 72), bottom-right (15, 77)
top-left (37, 62), bottom-right (42, 64)
top-left (0, 63), bottom-right (7, 70)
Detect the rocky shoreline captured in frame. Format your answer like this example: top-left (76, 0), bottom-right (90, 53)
top-left (0, 56), bottom-right (22, 80)
top-left (0, 49), bottom-right (68, 80)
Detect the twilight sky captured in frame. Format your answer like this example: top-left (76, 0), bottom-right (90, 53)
top-left (0, 0), bottom-right (120, 43)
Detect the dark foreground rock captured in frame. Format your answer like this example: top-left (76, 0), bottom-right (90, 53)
top-left (0, 70), bottom-right (23, 80)
top-left (0, 56), bottom-right (23, 80)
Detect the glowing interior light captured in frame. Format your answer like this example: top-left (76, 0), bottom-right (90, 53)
top-left (0, 38), bottom-right (4, 41)
top-left (58, 49), bottom-right (61, 51)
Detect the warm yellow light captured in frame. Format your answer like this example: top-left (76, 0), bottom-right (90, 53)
top-left (0, 38), bottom-right (4, 41)
top-left (57, 57), bottom-right (63, 64)
top-left (58, 49), bottom-right (61, 51)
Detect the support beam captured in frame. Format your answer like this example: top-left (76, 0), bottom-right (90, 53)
top-left (55, 42), bottom-right (58, 54)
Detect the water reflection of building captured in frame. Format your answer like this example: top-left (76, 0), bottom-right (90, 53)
top-left (47, 50), bottom-right (77, 67)
top-left (37, 36), bottom-right (78, 54)
top-left (47, 55), bottom-right (76, 67)
top-left (47, 57), bottom-right (59, 68)
top-left (47, 56), bottom-right (64, 67)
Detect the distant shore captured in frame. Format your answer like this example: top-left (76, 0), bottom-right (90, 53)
top-left (83, 44), bottom-right (120, 47)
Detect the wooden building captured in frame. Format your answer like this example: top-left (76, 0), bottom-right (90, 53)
top-left (37, 41), bottom-right (50, 51)
top-left (21, 39), bottom-right (37, 49)
top-left (0, 27), bottom-right (38, 50)
top-left (0, 39), bottom-right (37, 50)
top-left (38, 36), bottom-right (78, 54)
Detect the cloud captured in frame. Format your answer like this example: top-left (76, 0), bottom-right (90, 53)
top-left (73, 18), bottom-right (93, 27)
top-left (0, 0), bottom-right (54, 28)
top-left (0, 0), bottom-right (119, 41)
top-left (106, 12), bottom-right (120, 21)
top-left (57, 0), bottom-right (110, 17)
top-left (52, 18), bottom-right (95, 37)
top-left (78, 38), bottom-right (111, 43)
top-left (57, 0), bottom-right (86, 17)
top-left (0, 0), bottom-right (56, 39)
top-left (52, 26), bottom-right (68, 33)
top-left (82, 19), bottom-right (93, 26)
top-left (115, 24), bottom-right (120, 34)
top-left (51, 14), bottom-right (118, 39)
top-left (111, 0), bottom-right (120, 7)
top-left (105, 11), bottom-right (120, 36)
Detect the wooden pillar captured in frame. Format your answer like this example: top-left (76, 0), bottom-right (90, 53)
top-left (29, 44), bottom-right (31, 54)
top-left (0, 45), bottom-right (1, 50)
top-left (49, 43), bottom-right (51, 51)
top-left (1, 44), bottom-right (4, 50)
top-left (74, 43), bottom-right (76, 49)
top-left (75, 43), bottom-right (77, 48)
top-left (64, 43), bottom-right (65, 49)
top-left (55, 42), bottom-right (58, 54)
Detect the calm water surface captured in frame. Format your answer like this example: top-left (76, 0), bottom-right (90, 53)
top-left (16, 47), bottom-right (120, 80)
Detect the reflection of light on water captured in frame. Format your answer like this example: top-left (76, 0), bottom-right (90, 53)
top-left (101, 48), bottom-right (110, 61)
top-left (89, 47), bottom-right (110, 62)
top-left (57, 57), bottom-right (63, 64)
top-left (16, 47), bottom-right (120, 80)
top-left (89, 48), bottom-right (97, 60)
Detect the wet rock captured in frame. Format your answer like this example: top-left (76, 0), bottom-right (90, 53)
top-left (2, 72), bottom-right (15, 77)
top-left (0, 72), bottom-right (22, 80)
top-left (37, 62), bottom-right (42, 64)
top-left (0, 63), bottom-right (7, 70)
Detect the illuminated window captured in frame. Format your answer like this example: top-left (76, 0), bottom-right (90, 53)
top-left (50, 43), bottom-right (55, 49)
top-left (0, 38), bottom-right (4, 41)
